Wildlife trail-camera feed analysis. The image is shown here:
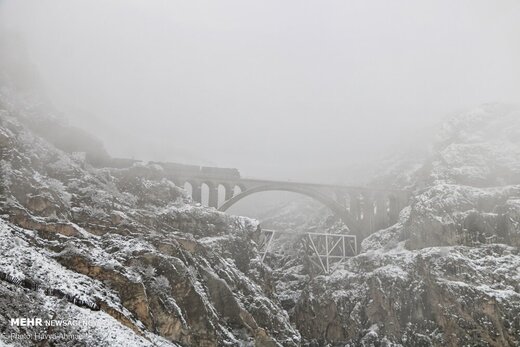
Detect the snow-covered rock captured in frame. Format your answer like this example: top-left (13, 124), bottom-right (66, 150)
top-left (2, 70), bottom-right (520, 347)
top-left (0, 98), bottom-right (299, 346)
top-left (280, 105), bottom-right (520, 346)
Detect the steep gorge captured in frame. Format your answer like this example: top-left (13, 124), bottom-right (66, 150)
top-left (1, 90), bottom-right (520, 346)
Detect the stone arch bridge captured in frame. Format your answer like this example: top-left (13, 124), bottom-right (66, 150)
top-left (159, 163), bottom-right (410, 239)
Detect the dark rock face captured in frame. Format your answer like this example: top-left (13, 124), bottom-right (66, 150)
top-left (291, 245), bottom-right (520, 346)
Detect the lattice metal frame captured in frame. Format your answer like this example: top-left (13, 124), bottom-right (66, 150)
top-left (259, 229), bottom-right (357, 274)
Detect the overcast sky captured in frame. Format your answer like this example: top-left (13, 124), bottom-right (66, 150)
top-left (1, 0), bottom-right (519, 183)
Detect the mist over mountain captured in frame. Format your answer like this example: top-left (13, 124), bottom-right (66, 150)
top-left (1, 1), bottom-right (520, 346)
top-left (2, 69), bottom-right (520, 344)
top-left (2, 0), bottom-right (519, 182)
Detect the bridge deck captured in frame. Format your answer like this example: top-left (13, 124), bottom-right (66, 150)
top-left (239, 177), bottom-right (409, 194)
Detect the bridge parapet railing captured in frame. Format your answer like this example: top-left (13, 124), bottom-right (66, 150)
top-left (259, 229), bottom-right (357, 274)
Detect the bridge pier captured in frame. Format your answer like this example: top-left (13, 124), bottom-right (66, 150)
top-left (334, 190), bottom-right (347, 208)
top-left (223, 183), bottom-right (234, 201)
top-left (191, 183), bottom-right (202, 203)
top-left (350, 194), bottom-right (361, 221)
top-left (389, 195), bottom-right (400, 223)
top-left (362, 193), bottom-right (375, 233)
top-left (207, 183), bottom-right (219, 208)
top-left (374, 195), bottom-right (389, 231)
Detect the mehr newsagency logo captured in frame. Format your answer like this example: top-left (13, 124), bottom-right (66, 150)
top-left (10, 317), bottom-right (100, 327)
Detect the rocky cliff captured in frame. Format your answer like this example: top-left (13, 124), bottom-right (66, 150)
top-left (1, 89), bottom-right (520, 347)
top-left (279, 104), bottom-right (520, 346)
top-left (0, 95), bottom-right (300, 346)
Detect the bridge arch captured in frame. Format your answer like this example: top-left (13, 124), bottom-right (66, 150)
top-left (218, 184), bottom-right (357, 231)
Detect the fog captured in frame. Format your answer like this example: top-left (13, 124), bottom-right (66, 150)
top-left (1, 0), bottom-right (519, 183)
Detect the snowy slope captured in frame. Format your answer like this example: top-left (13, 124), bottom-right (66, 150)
top-left (276, 105), bottom-right (520, 346)
top-left (0, 95), bottom-right (299, 346)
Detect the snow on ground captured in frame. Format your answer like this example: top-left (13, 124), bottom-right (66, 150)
top-left (0, 219), bottom-right (124, 311)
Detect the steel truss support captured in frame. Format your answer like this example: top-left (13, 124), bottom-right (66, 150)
top-left (259, 229), bottom-right (357, 274)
